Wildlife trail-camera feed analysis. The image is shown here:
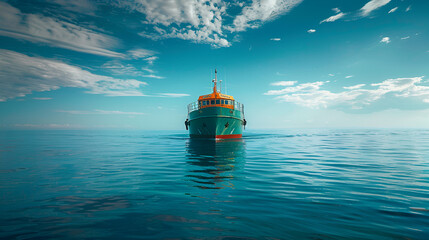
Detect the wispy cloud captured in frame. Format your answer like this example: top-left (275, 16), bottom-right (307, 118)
top-left (345, 75), bottom-right (354, 79)
top-left (102, 61), bottom-right (141, 76)
top-left (142, 74), bottom-right (164, 79)
top-left (406, 5), bottom-right (411, 12)
top-left (380, 37), bottom-right (390, 43)
top-left (228, 0), bottom-right (303, 32)
top-left (270, 38), bottom-right (281, 41)
top-left (102, 60), bottom-right (164, 79)
top-left (317, 0), bottom-right (392, 24)
top-left (270, 81), bottom-right (297, 86)
top-left (0, 2), bottom-right (123, 57)
top-left (0, 50), bottom-right (147, 101)
top-left (359, 0), bottom-right (391, 17)
top-left (57, 109), bottom-right (145, 115)
top-left (388, 7), bottom-right (398, 13)
top-left (320, 8), bottom-right (346, 24)
top-left (157, 93), bottom-right (190, 98)
top-left (127, 48), bottom-right (157, 59)
top-left (33, 97), bottom-right (52, 100)
top-left (145, 56), bottom-right (158, 65)
top-left (142, 68), bottom-right (154, 74)
top-left (307, 29), bottom-right (316, 33)
top-left (265, 77), bottom-right (429, 109)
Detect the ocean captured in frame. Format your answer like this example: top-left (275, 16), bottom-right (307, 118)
top-left (0, 129), bottom-right (428, 239)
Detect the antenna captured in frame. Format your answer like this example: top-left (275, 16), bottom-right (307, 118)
top-left (219, 80), bottom-right (222, 93)
top-left (212, 69), bottom-right (218, 93)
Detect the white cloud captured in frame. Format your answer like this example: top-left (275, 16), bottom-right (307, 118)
top-left (360, 0), bottom-right (391, 17)
top-left (344, 84), bottom-right (365, 90)
top-left (102, 61), bottom-right (141, 75)
top-left (401, 36), bottom-right (410, 40)
top-left (317, 1), bottom-right (393, 23)
top-left (265, 77), bottom-right (429, 109)
top-left (143, 74), bottom-right (164, 79)
top-left (124, 0), bottom-right (230, 47)
top-left (307, 29), bottom-right (316, 33)
top-left (139, 28), bottom-right (230, 48)
top-left (58, 109), bottom-right (145, 115)
top-left (270, 38), bottom-right (281, 41)
top-left (380, 37), bottom-right (390, 43)
top-left (142, 68), bottom-right (154, 73)
top-left (345, 75), bottom-right (354, 79)
top-left (328, 73), bottom-right (335, 77)
top-left (320, 9), bottom-right (346, 24)
top-left (33, 97), bottom-right (52, 100)
top-left (406, 6), bottom-right (411, 12)
top-left (270, 81), bottom-right (296, 86)
top-left (265, 81), bottom-right (325, 96)
top-left (158, 93), bottom-right (190, 97)
top-left (145, 56), bottom-right (158, 65)
top-left (102, 60), bottom-right (164, 79)
top-left (388, 7), bottom-right (398, 13)
top-left (228, 0), bottom-right (303, 32)
top-left (127, 49), bottom-right (157, 59)
top-left (128, 0), bottom-right (302, 48)
top-left (0, 2), bottom-right (123, 57)
top-left (0, 50), bottom-right (147, 101)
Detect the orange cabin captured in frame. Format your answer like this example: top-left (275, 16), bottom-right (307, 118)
top-left (197, 71), bottom-right (235, 110)
top-left (197, 91), bottom-right (235, 110)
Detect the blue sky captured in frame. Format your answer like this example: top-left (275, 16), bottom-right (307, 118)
top-left (0, 0), bottom-right (428, 130)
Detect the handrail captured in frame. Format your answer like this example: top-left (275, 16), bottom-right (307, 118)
top-left (187, 100), bottom-right (244, 115)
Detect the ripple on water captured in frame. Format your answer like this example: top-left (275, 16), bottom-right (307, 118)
top-left (0, 129), bottom-right (429, 239)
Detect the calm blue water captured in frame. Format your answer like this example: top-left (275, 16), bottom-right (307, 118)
top-left (0, 129), bottom-right (428, 239)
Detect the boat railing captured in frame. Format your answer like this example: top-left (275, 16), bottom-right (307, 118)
top-left (187, 100), bottom-right (244, 115)
top-left (187, 101), bottom-right (199, 113)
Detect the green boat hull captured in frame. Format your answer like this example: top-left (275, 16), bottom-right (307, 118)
top-left (188, 107), bottom-right (244, 139)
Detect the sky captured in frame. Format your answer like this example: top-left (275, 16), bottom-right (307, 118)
top-left (0, 0), bottom-right (428, 130)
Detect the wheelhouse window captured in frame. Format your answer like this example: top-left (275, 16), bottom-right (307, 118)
top-left (224, 100), bottom-right (228, 105)
top-left (211, 100), bottom-right (215, 105)
top-left (216, 100), bottom-right (220, 104)
top-left (221, 100), bottom-right (224, 104)
top-left (203, 101), bottom-right (206, 106)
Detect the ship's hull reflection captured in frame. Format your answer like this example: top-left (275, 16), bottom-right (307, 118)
top-left (185, 139), bottom-right (246, 190)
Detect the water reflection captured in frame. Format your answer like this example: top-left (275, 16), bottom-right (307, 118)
top-left (185, 139), bottom-right (246, 190)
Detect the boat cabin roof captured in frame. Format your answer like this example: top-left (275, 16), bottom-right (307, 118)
top-left (198, 91), bottom-right (234, 101)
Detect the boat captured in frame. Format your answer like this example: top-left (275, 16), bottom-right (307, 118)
top-left (185, 70), bottom-right (246, 139)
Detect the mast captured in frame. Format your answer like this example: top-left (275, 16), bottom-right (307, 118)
top-left (213, 69), bottom-right (217, 93)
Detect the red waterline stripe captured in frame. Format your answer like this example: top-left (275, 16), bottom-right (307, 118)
top-left (215, 134), bottom-right (242, 139)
